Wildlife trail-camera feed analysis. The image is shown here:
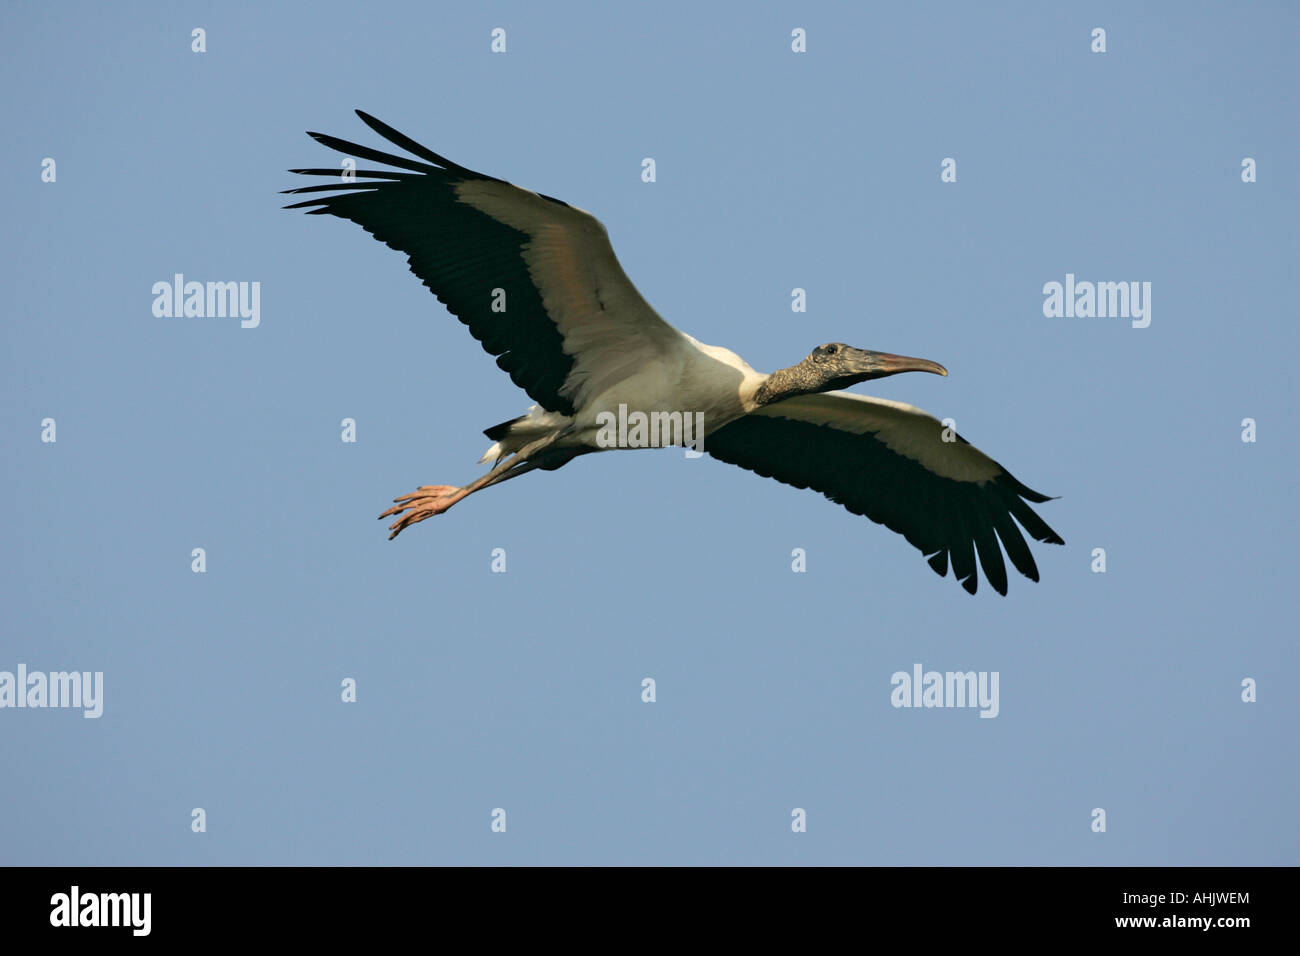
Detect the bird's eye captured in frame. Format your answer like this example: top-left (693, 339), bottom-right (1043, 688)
top-left (826, 345), bottom-right (839, 355)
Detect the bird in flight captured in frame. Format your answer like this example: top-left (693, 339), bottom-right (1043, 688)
top-left (284, 111), bottom-right (1063, 595)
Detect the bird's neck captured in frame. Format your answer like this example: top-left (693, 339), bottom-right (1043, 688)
top-left (753, 363), bottom-right (819, 407)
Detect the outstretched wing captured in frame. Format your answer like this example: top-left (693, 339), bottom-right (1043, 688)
top-left (705, 392), bottom-right (1064, 595)
top-left (284, 110), bottom-right (687, 416)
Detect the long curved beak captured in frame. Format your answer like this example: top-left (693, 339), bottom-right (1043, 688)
top-left (854, 348), bottom-right (948, 379)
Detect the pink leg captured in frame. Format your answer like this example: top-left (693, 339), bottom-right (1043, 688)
top-left (378, 485), bottom-right (473, 539)
top-left (378, 436), bottom-right (560, 540)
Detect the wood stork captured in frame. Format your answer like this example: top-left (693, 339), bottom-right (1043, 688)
top-left (284, 111), bottom-right (1063, 595)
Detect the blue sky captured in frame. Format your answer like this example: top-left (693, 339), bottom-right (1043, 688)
top-left (2, 1), bottom-right (1295, 865)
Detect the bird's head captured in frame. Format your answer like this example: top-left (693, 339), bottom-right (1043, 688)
top-left (801, 342), bottom-right (948, 391)
top-left (754, 343), bottom-right (949, 406)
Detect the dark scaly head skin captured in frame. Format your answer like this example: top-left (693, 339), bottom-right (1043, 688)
top-left (754, 343), bottom-right (948, 406)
